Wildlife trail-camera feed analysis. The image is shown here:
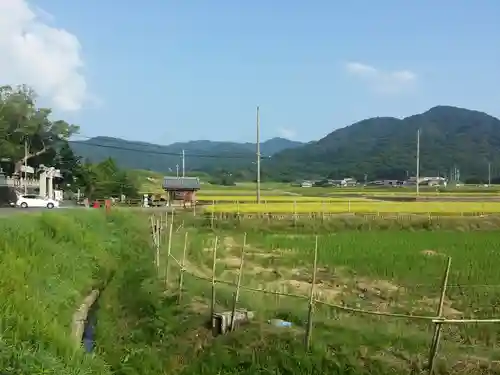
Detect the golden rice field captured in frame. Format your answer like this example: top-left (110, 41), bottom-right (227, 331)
top-left (204, 200), bottom-right (500, 214)
top-left (196, 195), bottom-right (368, 202)
top-left (197, 190), bottom-right (500, 201)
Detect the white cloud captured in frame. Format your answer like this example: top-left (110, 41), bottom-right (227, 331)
top-left (0, 0), bottom-right (88, 111)
top-left (278, 127), bottom-right (297, 139)
top-left (345, 62), bottom-right (417, 94)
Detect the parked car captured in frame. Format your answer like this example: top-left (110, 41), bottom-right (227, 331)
top-left (16, 194), bottom-right (59, 209)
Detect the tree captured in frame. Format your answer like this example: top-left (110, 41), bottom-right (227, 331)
top-left (78, 158), bottom-right (139, 199)
top-left (55, 141), bottom-right (83, 188)
top-left (0, 85), bottom-right (79, 175)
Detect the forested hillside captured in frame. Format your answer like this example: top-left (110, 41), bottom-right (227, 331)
top-left (70, 136), bottom-right (303, 173)
top-left (265, 106), bottom-right (500, 182)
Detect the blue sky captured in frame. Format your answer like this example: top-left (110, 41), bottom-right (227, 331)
top-left (29, 0), bottom-right (500, 144)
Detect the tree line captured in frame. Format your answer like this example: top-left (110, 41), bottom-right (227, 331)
top-left (0, 85), bottom-right (138, 200)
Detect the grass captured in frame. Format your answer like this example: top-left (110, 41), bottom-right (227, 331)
top-left (205, 200), bottom-right (500, 214)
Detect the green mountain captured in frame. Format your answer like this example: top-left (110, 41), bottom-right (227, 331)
top-left (70, 136), bottom-right (303, 173)
top-left (265, 106), bottom-right (500, 183)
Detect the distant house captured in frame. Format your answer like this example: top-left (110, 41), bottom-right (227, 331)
top-left (405, 176), bottom-right (447, 187)
top-left (301, 180), bottom-right (313, 188)
top-left (329, 178), bottom-right (357, 187)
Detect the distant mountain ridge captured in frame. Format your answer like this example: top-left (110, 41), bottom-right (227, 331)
top-left (70, 136), bottom-right (303, 173)
top-left (267, 105), bottom-right (500, 182)
top-left (71, 106), bottom-right (500, 182)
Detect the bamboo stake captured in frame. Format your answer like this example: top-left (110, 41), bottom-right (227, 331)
top-left (157, 218), bottom-right (161, 246)
top-left (432, 318), bottom-right (500, 324)
top-left (150, 215), bottom-right (155, 245)
top-left (161, 216), bottom-right (168, 252)
top-left (427, 256), bottom-right (452, 375)
top-left (210, 236), bottom-right (219, 330)
top-left (165, 222), bottom-right (174, 287)
top-left (305, 235), bottom-right (319, 349)
top-left (211, 200), bottom-right (215, 228)
top-left (155, 219), bottom-right (160, 273)
top-left (177, 231), bottom-right (189, 304)
top-left (293, 200), bottom-right (297, 225)
top-left (230, 233), bottom-right (247, 331)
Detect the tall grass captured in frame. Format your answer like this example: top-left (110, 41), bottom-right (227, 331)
top-left (0, 210), bottom-right (150, 375)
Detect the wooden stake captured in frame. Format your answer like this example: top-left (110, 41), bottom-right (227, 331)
top-left (210, 236), bottom-right (219, 328)
top-left (427, 256), bottom-right (452, 375)
top-left (230, 233), bottom-right (247, 331)
top-left (178, 231), bottom-right (189, 304)
top-left (165, 222), bottom-right (174, 287)
top-left (305, 235), bottom-right (319, 350)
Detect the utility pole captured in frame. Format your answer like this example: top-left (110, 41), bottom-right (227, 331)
top-left (416, 128), bottom-right (420, 196)
top-left (488, 161), bottom-right (491, 186)
top-left (176, 164), bottom-right (179, 178)
top-left (256, 106), bottom-right (261, 203)
top-left (182, 149), bottom-right (185, 177)
top-left (24, 138), bottom-right (28, 195)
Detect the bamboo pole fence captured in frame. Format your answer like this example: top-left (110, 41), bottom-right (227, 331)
top-left (149, 213), bottom-right (500, 367)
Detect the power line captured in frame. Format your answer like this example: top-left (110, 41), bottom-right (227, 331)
top-left (69, 135), bottom-right (272, 160)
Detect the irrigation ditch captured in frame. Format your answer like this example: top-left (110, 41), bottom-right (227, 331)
top-left (72, 290), bottom-right (100, 352)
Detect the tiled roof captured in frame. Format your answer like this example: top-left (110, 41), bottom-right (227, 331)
top-left (163, 176), bottom-right (201, 190)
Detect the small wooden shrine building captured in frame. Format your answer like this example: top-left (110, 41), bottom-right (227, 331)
top-left (162, 176), bottom-right (201, 206)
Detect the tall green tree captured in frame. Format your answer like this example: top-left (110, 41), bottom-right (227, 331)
top-left (55, 141), bottom-right (83, 189)
top-left (78, 158), bottom-right (138, 199)
top-left (0, 85), bottom-right (79, 175)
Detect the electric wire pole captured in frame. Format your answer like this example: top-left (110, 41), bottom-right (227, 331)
top-left (256, 106), bottom-right (261, 204)
top-left (182, 149), bottom-right (185, 177)
top-left (416, 128), bottom-right (420, 197)
top-left (488, 161), bottom-right (491, 186)
top-left (24, 138), bottom-right (28, 195)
